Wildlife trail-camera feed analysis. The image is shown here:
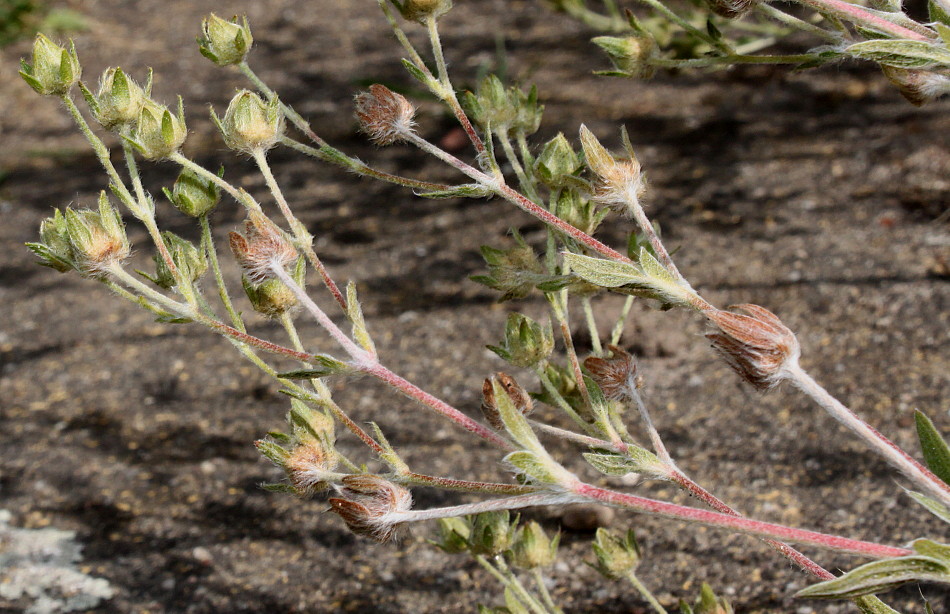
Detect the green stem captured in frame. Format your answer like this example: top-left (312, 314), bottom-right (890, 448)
top-left (625, 572), bottom-right (668, 614)
top-left (168, 153), bottom-right (261, 212)
top-left (581, 296), bottom-right (603, 356)
top-left (531, 568), bottom-right (562, 614)
top-left (757, 4), bottom-right (844, 42)
top-left (638, 0), bottom-right (734, 54)
top-left (494, 556), bottom-right (549, 614)
top-left (199, 214), bottom-right (245, 331)
top-left (498, 130), bottom-right (541, 203)
top-left (609, 296), bottom-right (634, 346)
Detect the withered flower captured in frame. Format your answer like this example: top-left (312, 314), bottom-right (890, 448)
top-left (584, 345), bottom-right (639, 401)
top-left (705, 304), bottom-right (800, 391)
top-left (329, 474), bottom-right (412, 542)
top-left (481, 372), bottom-right (534, 430)
top-left (354, 84), bottom-right (416, 146)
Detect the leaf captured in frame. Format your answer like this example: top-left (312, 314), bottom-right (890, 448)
top-left (584, 449), bottom-right (663, 476)
top-left (915, 409), bottom-right (950, 485)
top-left (278, 354), bottom-right (351, 379)
top-left (912, 538), bottom-right (950, 562)
top-left (563, 252), bottom-right (645, 288)
top-left (638, 247), bottom-right (676, 283)
top-left (504, 451), bottom-right (560, 484)
top-left (796, 555), bottom-right (950, 599)
top-left (929, 0), bottom-right (950, 25)
top-left (845, 39), bottom-right (950, 68)
top-left (346, 283), bottom-right (376, 355)
top-left (416, 184), bottom-right (493, 199)
top-left (905, 490), bottom-right (950, 524)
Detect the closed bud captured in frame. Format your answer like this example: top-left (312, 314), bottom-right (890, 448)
top-left (552, 191), bottom-right (608, 236)
top-left (164, 168), bottom-right (222, 217)
top-left (198, 14), bottom-right (253, 66)
top-left (241, 275), bottom-right (300, 319)
top-left (579, 124), bottom-right (646, 217)
top-left (534, 133), bottom-right (584, 190)
top-left (681, 583), bottom-right (734, 614)
top-left (354, 84), bottom-right (416, 146)
top-left (394, 0), bottom-right (453, 23)
top-left (508, 521), bottom-right (559, 569)
top-left (584, 345), bottom-right (639, 401)
top-left (464, 76), bottom-right (542, 136)
top-left (593, 35), bottom-right (657, 79)
top-left (57, 192), bottom-right (130, 278)
top-left (432, 517), bottom-right (472, 554)
top-left (467, 511), bottom-right (518, 556)
top-left (215, 90), bottom-right (284, 154)
top-left (705, 304), bottom-right (799, 391)
top-left (482, 372), bottom-right (534, 430)
top-left (882, 65), bottom-right (950, 106)
top-left (91, 67), bottom-right (146, 130)
top-left (589, 528), bottom-right (640, 580)
top-left (28, 209), bottom-right (75, 273)
top-left (329, 474), bottom-right (412, 542)
top-left (128, 98), bottom-right (187, 160)
top-left (471, 233), bottom-right (546, 301)
top-left (145, 231), bottom-right (207, 289)
top-left (488, 313), bottom-right (555, 368)
top-left (19, 33), bottom-right (81, 96)
top-left (228, 212), bottom-right (298, 283)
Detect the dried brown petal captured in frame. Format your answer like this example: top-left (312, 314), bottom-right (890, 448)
top-left (354, 84), bottom-right (416, 146)
top-left (482, 372), bottom-right (534, 430)
top-left (705, 304), bottom-right (799, 391)
top-left (229, 211), bottom-right (297, 283)
top-left (329, 474), bottom-right (412, 542)
top-left (584, 345), bottom-right (638, 400)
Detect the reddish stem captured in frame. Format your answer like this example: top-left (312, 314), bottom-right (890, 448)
top-left (202, 318), bottom-right (314, 361)
top-left (795, 0), bottom-right (932, 40)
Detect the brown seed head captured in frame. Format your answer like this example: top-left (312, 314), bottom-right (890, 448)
top-left (228, 212), bottom-right (297, 283)
top-left (881, 66), bottom-right (950, 106)
top-left (354, 84), bottom-right (416, 146)
top-left (481, 372), bottom-right (534, 430)
top-left (705, 304), bottom-right (799, 391)
top-left (284, 442), bottom-right (335, 496)
top-left (329, 474), bottom-right (412, 542)
top-left (705, 0), bottom-right (758, 18)
top-left (584, 345), bottom-right (638, 400)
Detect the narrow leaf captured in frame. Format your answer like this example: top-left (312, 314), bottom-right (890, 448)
top-left (563, 252), bottom-right (645, 288)
top-left (796, 556), bottom-right (950, 599)
top-left (916, 409), bottom-right (950, 485)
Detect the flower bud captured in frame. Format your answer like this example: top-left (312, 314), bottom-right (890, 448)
top-left (508, 521), bottom-right (559, 569)
top-left (128, 98), bottom-right (187, 160)
top-left (467, 511), bottom-right (518, 556)
top-left (145, 231), bottom-right (207, 289)
top-left (163, 168), bottom-right (222, 218)
top-left (589, 528), bottom-right (640, 580)
top-left (579, 125), bottom-right (646, 217)
top-left (354, 84), bottom-right (416, 146)
top-left (432, 517), bottom-right (472, 554)
top-left (54, 193), bottom-right (130, 278)
top-left (464, 76), bottom-right (543, 136)
top-left (584, 345), bottom-right (639, 401)
top-left (91, 67), bottom-right (146, 130)
top-left (592, 35), bottom-right (657, 79)
top-left (242, 276), bottom-right (300, 319)
top-left (198, 14), bottom-right (253, 66)
top-left (882, 65), bottom-right (950, 106)
top-left (215, 90), bottom-right (284, 154)
top-left (482, 372), bottom-right (534, 430)
top-left (329, 474), bottom-right (412, 542)
top-left (28, 209), bottom-right (75, 273)
top-left (705, 304), bottom-right (800, 391)
top-left (552, 191), bottom-right (607, 236)
top-left (534, 133), bottom-right (584, 190)
top-left (228, 212), bottom-right (298, 283)
top-left (681, 583), bottom-right (734, 614)
top-left (488, 313), bottom-right (554, 368)
top-left (19, 33), bottom-right (81, 96)
top-left (471, 234), bottom-right (546, 301)
top-left (394, 0), bottom-right (453, 23)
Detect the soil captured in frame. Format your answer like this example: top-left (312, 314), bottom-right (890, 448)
top-left (1, 1), bottom-right (948, 612)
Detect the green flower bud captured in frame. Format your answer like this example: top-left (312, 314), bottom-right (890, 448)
top-left (242, 277), bottom-right (299, 319)
top-left (198, 14), bottom-right (253, 66)
top-left (128, 98), bottom-right (187, 160)
top-left (432, 517), bottom-right (472, 554)
top-left (589, 528), bottom-right (641, 580)
top-left (680, 583), bottom-right (734, 614)
top-left (488, 312), bottom-right (554, 368)
top-left (592, 35), bottom-right (657, 79)
top-left (508, 521), bottom-right (559, 569)
top-left (163, 168), bottom-right (222, 218)
top-left (467, 511), bottom-right (518, 557)
top-left (214, 90), bottom-right (284, 154)
top-left (28, 209), bottom-right (75, 272)
top-left (470, 233), bottom-right (546, 301)
top-left (512, 85), bottom-right (543, 136)
top-left (553, 191), bottom-right (607, 236)
top-left (534, 133), bottom-right (583, 190)
top-left (90, 67), bottom-right (146, 130)
top-left (394, 0), bottom-right (453, 23)
top-left (19, 33), bottom-right (81, 96)
top-left (464, 76), bottom-right (543, 136)
top-left (143, 232), bottom-right (207, 290)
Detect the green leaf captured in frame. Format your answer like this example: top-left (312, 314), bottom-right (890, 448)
top-left (916, 409), bottom-right (950, 485)
top-left (278, 354), bottom-right (351, 380)
top-left (493, 379), bottom-right (539, 450)
top-left (563, 252), bottom-right (645, 288)
top-left (401, 58), bottom-right (435, 88)
top-left (796, 555), bottom-right (950, 599)
top-left (929, 0), bottom-right (950, 25)
top-left (346, 283), bottom-right (376, 355)
top-left (845, 39), bottom-right (950, 68)
top-left (912, 538), bottom-right (950, 562)
top-left (638, 246), bottom-right (676, 283)
top-left (416, 184), bottom-right (493, 199)
top-left (905, 490), bottom-right (950, 524)
top-left (504, 451), bottom-right (559, 484)
top-left (583, 449), bottom-right (664, 477)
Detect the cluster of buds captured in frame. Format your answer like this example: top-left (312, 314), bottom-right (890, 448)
top-left (704, 304), bottom-right (800, 391)
top-left (391, 0), bottom-right (454, 23)
top-left (481, 372), bottom-right (534, 431)
top-left (584, 345), bottom-right (641, 401)
top-left (354, 84), bottom-right (416, 146)
top-left (552, 190), bottom-right (609, 237)
top-left (467, 511), bottom-right (519, 557)
top-left (163, 168), bottom-right (222, 218)
top-left (533, 133), bottom-right (585, 191)
top-left (241, 258), bottom-right (304, 319)
top-left (83, 67), bottom-right (147, 130)
top-left (882, 66), bottom-right (950, 106)
top-left (589, 528), bottom-right (641, 580)
top-left (471, 234), bottom-right (548, 301)
top-left (463, 75), bottom-right (543, 136)
top-left (255, 399), bottom-right (338, 496)
top-left (213, 90), bottom-right (284, 154)
top-left (19, 34), bottom-right (81, 96)
top-left (593, 35), bottom-right (658, 79)
top-left (434, 514), bottom-right (558, 570)
top-left (579, 125), bottom-right (647, 218)
top-left (228, 212), bottom-right (298, 283)
top-left (198, 14), bottom-right (253, 66)
top-left (487, 312), bottom-right (555, 368)
top-left (27, 192), bottom-right (130, 278)
top-left (141, 231), bottom-right (207, 290)
top-left (328, 474), bottom-right (412, 542)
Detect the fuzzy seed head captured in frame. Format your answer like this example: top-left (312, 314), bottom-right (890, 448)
top-left (584, 345), bottom-right (639, 401)
top-left (284, 443), bottom-right (335, 495)
top-left (705, 304), bottom-right (800, 391)
top-left (882, 66), bottom-right (950, 106)
top-left (354, 84), bottom-right (416, 146)
top-left (228, 212), bottom-right (297, 283)
top-left (329, 474), bottom-right (412, 542)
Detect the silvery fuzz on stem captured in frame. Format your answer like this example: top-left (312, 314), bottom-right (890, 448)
top-left (19, 33), bottom-right (81, 96)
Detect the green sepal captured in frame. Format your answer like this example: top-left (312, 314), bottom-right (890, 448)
top-left (261, 483), bottom-right (297, 494)
top-left (369, 422), bottom-right (409, 473)
top-left (25, 242), bottom-right (74, 273)
top-left (401, 58), bottom-right (436, 88)
top-left (915, 409), bottom-right (950, 485)
top-left (416, 184), bottom-right (493, 199)
top-left (154, 314), bottom-right (192, 324)
top-left (255, 439), bottom-right (291, 467)
top-left (78, 80), bottom-right (98, 115)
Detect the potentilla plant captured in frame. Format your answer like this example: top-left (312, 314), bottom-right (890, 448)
top-left (20, 1), bottom-right (950, 612)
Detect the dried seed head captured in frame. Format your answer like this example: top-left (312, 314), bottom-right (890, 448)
top-left (704, 0), bottom-right (758, 18)
top-left (228, 212), bottom-right (297, 283)
top-left (881, 66), bottom-right (950, 106)
top-left (329, 474), bottom-right (412, 542)
top-left (482, 372), bottom-right (534, 430)
top-left (579, 125), bottom-right (646, 216)
top-left (584, 345), bottom-right (639, 401)
top-left (284, 443), bottom-right (335, 495)
top-left (705, 304), bottom-right (800, 391)
top-left (354, 84), bottom-right (416, 146)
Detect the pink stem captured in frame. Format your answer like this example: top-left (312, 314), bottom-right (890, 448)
top-left (795, 0), bottom-right (932, 40)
